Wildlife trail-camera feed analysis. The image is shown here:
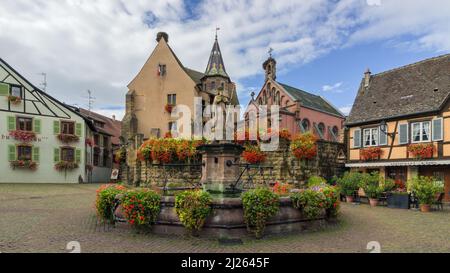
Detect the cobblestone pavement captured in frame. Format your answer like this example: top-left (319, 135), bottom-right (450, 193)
top-left (0, 184), bottom-right (449, 253)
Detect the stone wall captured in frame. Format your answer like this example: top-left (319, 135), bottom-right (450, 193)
top-left (123, 139), bottom-right (347, 187)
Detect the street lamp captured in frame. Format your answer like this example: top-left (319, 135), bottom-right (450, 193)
top-left (380, 120), bottom-right (395, 137)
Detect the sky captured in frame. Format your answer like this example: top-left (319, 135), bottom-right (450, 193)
top-left (1, 0), bottom-right (449, 120)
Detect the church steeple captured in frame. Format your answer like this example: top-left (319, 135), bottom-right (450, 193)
top-left (204, 34), bottom-right (229, 78)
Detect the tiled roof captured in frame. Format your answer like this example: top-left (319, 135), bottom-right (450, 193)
top-left (346, 53), bottom-right (450, 125)
top-left (278, 82), bottom-right (344, 117)
top-left (79, 108), bottom-right (122, 145)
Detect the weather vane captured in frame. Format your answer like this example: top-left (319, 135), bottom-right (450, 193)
top-left (215, 26), bottom-right (220, 39)
top-left (268, 48), bottom-right (274, 58)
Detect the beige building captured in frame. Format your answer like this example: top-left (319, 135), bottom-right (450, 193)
top-left (122, 32), bottom-right (239, 183)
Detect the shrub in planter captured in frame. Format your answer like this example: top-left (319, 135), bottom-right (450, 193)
top-left (360, 172), bottom-right (384, 207)
top-left (121, 189), bottom-right (161, 228)
top-left (409, 176), bottom-right (444, 212)
top-left (242, 188), bottom-right (279, 238)
top-left (336, 172), bottom-right (362, 202)
top-left (290, 132), bottom-right (317, 160)
top-left (291, 189), bottom-right (326, 219)
top-left (175, 190), bottom-right (212, 234)
top-left (9, 130), bottom-right (37, 142)
top-left (307, 176), bottom-right (327, 187)
top-left (242, 145), bottom-right (267, 164)
top-left (95, 184), bottom-right (127, 222)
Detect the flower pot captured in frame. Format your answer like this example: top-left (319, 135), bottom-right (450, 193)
top-left (346, 196), bottom-right (354, 203)
top-left (420, 204), bottom-right (431, 213)
top-left (369, 198), bottom-right (379, 207)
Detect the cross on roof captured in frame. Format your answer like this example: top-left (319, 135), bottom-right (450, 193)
top-left (268, 48), bottom-right (274, 58)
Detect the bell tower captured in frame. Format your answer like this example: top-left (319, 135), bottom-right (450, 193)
top-left (263, 48), bottom-right (277, 81)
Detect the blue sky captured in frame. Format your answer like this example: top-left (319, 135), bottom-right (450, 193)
top-left (0, 0), bottom-right (449, 119)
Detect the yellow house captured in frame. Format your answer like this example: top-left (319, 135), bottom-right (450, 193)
top-left (345, 54), bottom-right (450, 202)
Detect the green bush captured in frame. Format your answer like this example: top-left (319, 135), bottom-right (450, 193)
top-left (291, 189), bottom-right (326, 219)
top-left (360, 172), bottom-right (383, 199)
top-left (321, 185), bottom-right (341, 217)
top-left (336, 172), bottom-right (363, 196)
top-left (175, 190), bottom-right (212, 233)
top-left (242, 188), bottom-right (280, 238)
top-left (409, 176), bottom-right (444, 205)
top-left (307, 176), bottom-right (327, 187)
top-left (121, 189), bottom-right (161, 228)
top-left (95, 184), bottom-right (127, 222)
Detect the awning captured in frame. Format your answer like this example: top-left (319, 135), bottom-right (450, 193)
top-left (346, 160), bottom-right (450, 168)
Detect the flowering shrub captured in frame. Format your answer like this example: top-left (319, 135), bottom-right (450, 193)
top-left (165, 104), bottom-right (174, 113)
top-left (307, 176), bottom-right (327, 187)
top-left (57, 133), bottom-right (79, 143)
top-left (290, 132), bottom-right (317, 160)
top-left (121, 189), bottom-right (161, 228)
top-left (9, 130), bottom-right (37, 142)
top-left (95, 184), bottom-right (127, 222)
top-left (138, 138), bottom-right (203, 164)
top-left (175, 190), bottom-right (212, 233)
top-left (242, 188), bottom-right (279, 238)
top-left (321, 186), bottom-right (340, 218)
top-left (164, 132), bottom-right (173, 139)
top-left (291, 189), bottom-right (326, 219)
top-left (272, 182), bottom-right (292, 196)
top-left (360, 147), bottom-right (383, 161)
top-left (55, 161), bottom-right (79, 171)
top-left (242, 145), bottom-right (267, 164)
top-left (10, 160), bottom-right (37, 170)
top-left (408, 144), bottom-right (434, 159)
top-left (8, 95), bottom-right (21, 105)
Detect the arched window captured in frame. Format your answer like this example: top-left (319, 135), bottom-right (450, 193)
top-left (221, 82), bottom-right (225, 89)
top-left (318, 122), bottom-right (326, 136)
top-left (332, 126), bottom-right (339, 136)
top-left (211, 81), bottom-right (216, 90)
top-left (301, 119), bottom-right (310, 132)
top-left (275, 91), bottom-right (281, 105)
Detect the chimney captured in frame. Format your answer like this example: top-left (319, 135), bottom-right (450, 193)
top-left (156, 32), bottom-right (169, 43)
top-left (364, 68), bottom-right (371, 88)
top-left (112, 115), bottom-right (116, 121)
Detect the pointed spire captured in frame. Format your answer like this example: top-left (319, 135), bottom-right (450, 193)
top-left (205, 32), bottom-right (229, 78)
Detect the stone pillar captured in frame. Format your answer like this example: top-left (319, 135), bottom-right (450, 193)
top-left (134, 134), bottom-right (144, 187)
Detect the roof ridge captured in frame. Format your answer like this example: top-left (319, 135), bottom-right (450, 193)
top-left (373, 53), bottom-right (450, 78)
top-left (277, 81), bottom-right (320, 97)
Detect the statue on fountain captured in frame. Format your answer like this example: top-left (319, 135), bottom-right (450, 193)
top-left (211, 88), bottom-right (233, 143)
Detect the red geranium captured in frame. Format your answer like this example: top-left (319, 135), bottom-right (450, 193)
top-left (360, 147), bottom-right (383, 161)
top-left (242, 145), bottom-right (266, 164)
top-left (290, 132), bottom-right (317, 160)
top-left (165, 104), bottom-right (174, 113)
top-left (9, 130), bottom-right (36, 142)
top-left (408, 144), bottom-right (434, 159)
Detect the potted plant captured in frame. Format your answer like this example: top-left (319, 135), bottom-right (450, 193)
top-left (361, 173), bottom-right (383, 207)
top-left (409, 176), bottom-right (443, 212)
top-left (336, 172), bottom-right (362, 203)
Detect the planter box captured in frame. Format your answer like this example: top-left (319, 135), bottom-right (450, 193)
top-left (387, 193), bottom-right (410, 209)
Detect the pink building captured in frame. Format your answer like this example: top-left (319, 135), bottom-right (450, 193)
top-left (245, 57), bottom-right (345, 142)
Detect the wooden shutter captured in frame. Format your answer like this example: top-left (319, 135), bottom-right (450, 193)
top-left (7, 116), bottom-right (16, 131)
top-left (75, 149), bottom-right (82, 163)
top-left (353, 129), bottom-right (361, 148)
top-left (53, 120), bottom-right (60, 135)
top-left (8, 145), bottom-right (16, 161)
top-left (75, 123), bottom-right (82, 137)
top-left (379, 125), bottom-right (388, 146)
top-left (0, 83), bottom-right (9, 96)
top-left (432, 118), bottom-right (443, 141)
top-left (399, 124), bottom-right (409, 144)
top-left (54, 148), bottom-right (60, 162)
top-left (33, 147), bottom-right (40, 162)
top-left (34, 119), bottom-right (41, 134)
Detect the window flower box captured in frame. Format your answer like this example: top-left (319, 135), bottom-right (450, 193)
top-left (57, 133), bottom-right (79, 143)
top-left (165, 104), bottom-right (174, 113)
top-left (408, 143), bottom-right (434, 159)
top-left (10, 160), bottom-right (37, 170)
top-left (55, 161), bottom-right (79, 171)
top-left (9, 130), bottom-right (37, 142)
top-left (360, 147), bottom-right (382, 161)
top-left (7, 95), bottom-right (22, 105)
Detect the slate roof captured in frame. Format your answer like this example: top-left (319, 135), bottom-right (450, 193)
top-left (184, 67), bottom-right (205, 84)
top-left (346, 54), bottom-right (450, 125)
top-left (204, 37), bottom-right (229, 78)
top-left (277, 82), bottom-right (344, 117)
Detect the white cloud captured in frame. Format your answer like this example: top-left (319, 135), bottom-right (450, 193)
top-left (339, 105), bottom-right (353, 116)
top-left (0, 0), bottom-right (449, 120)
top-left (322, 82), bottom-right (343, 93)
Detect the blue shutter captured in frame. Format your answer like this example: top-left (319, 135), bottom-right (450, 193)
top-left (432, 118), bottom-right (443, 141)
top-left (399, 124), bottom-right (409, 144)
top-left (353, 129), bottom-right (361, 148)
top-left (379, 125), bottom-right (388, 146)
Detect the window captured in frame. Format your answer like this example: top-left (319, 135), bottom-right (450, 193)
top-left (211, 81), bottom-right (216, 90)
top-left (61, 121), bottom-right (75, 135)
top-left (332, 126), bottom-right (339, 136)
top-left (221, 82), bottom-right (225, 89)
top-left (411, 121), bottom-right (431, 143)
top-left (363, 128), bottom-right (379, 147)
top-left (158, 64), bottom-right (166, 76)
top-left (167, 94), bottom-right (176, 105)
top-left (61, 147), bottom-right (75, 162)
top-left (318, 123), bottom-right (326, 135)
top-left (10, 85), bottom-right (22, 98)
top-left (103, 150), bottom-right (109, 167)
top-left (301, 119), bottom-right (310, 132)
top-left (17, 117), bottom-right (33, 131)
top-left (168, 121), bottom-right (177, 132)
top-left (17, 145), bottom-right (32, 161)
